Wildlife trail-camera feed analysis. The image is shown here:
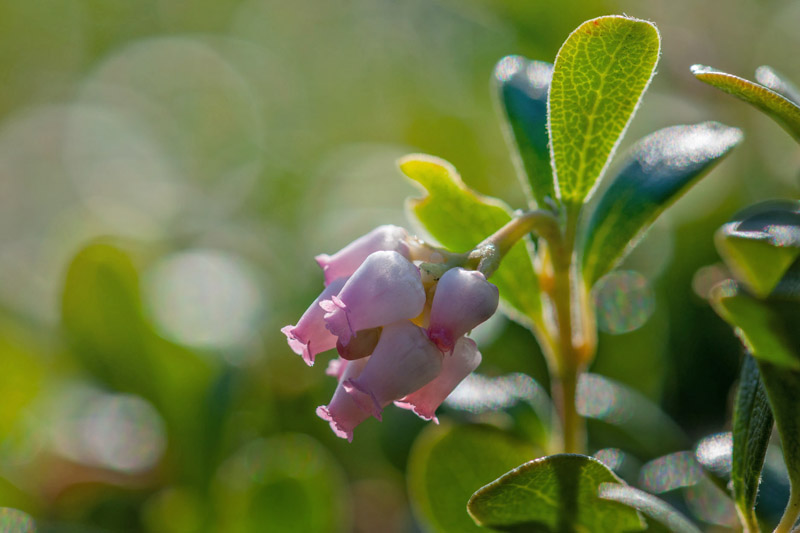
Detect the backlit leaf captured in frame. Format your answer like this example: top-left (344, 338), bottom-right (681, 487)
top-left (400, 155), bottom-right (542, 327)
top-left (692, 65), bottom-right (800, 142)
top-left (548, 16), bottom-right (660, 207)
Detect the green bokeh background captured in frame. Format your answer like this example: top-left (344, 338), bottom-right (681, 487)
top-left (0, 0), bottom-right (797, 531)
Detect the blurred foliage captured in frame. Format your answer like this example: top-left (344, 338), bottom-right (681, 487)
top-left (0, 0), bottom-right (796, 531)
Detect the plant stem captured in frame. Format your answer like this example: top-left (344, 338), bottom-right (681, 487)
top-left (774, 488), bottom-right (800, 533)
top-left (549, 204), bottom-right (588, 454)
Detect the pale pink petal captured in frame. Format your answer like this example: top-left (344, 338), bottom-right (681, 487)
top-left (282, 278), bottom-right (347, 366)
top-left (321, 251), bottom-right (425, 345)
top-left (316, 357), bottom-right (371, 441)
top-left (315, 225), bottom-right (411, 286)
top-left (427, 268), bottom-right (499, 353)
top-left (344, 320), bottom-right (443, 419)
top-left (395, 336), bottom-right (482, 423)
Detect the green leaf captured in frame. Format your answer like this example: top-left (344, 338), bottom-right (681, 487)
top-left (756, 361), bottom-right (800, 528)
top-left (715, 200), bottom-right (800, 298)
top-left (61, 241), bottom-right (217, 486)
top-left (400, 155), bottom-right (542, 326)
top-left (710, 280), bottom-right (800, 369)
top-left (731, 353), bottom-right (773, 532)
top-left (692, 65), bottom-right (800, 143)
top-left (581, 122), bottom-right (742, 285)
top-left (467, 454), bottom-right (645, 531)
top-left (598, 484), bottom-right (702, 533)
top-left (755, 66), bottom-right (800, 106)
top-left (407, 423), bottom-right (536, 533)
top-left (548, 16), bottom-right (660, 207)
top-left (494, 56), bottom-right (555, 208)
top-left (214, 434), bottom-right (350, 533)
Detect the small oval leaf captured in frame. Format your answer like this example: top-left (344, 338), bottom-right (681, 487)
top-left (468, 454), bottom-right (645, 531)
top-left (692, 64), bottom-right (800, 143)
top-left (581, 122), bottom-right (742, 285)
top-left (549, 16), bottom-right (660, 207)
top-left (715, 200), bottom-right (800, 298)
top-left (399, 154), bottom-right (543, 328)
top-left (710, 280), bottom-right (800, 369)
top-left (407, 423), bottom-right (536, 533)
top-left (598, 484), bottom-right (702, 533)
top-left (731, 353), bottom-right (774, 532)
top-left (493, 56), bottom-right (555, 208)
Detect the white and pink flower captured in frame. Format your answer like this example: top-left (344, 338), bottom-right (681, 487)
top-left (282, 226), bottom-right (499, 440)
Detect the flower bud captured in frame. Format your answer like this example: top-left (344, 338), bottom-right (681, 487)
top-left (316, 357), bottom-right (372, 442)
top-left (427, 268), bottom-right (499, 353)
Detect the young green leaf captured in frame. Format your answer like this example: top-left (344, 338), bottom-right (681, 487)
top-left (399, 154), bottom-right (543, 327)
top-left (467, 454), bottom-right (645, 531)
top-left (710, 280), bottom-right (800, 369)
top-left (407, 423), bottom-right (536, 533)
top-left (755, 66), bottom-right (800, 106)
top-left (732, 353), bottom-right (774, 533)
top-left (548, 15), bottom-right (660, 207)
top-left (581, 122), bottom-right (742, 286)
top-left (691, 65), bottom-right (800, 143)
top-left (715, 200), bottom-right (800, 298)
top-left (598, 484), bottom-right (702, 533)
top-left (493, 56), bottom-right (555, 208)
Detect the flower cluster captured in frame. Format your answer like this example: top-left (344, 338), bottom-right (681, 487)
top-left (282, 225), bottom-right (499, 440)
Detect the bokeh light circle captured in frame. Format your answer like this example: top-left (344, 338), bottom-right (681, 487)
top-left (593, 270), bottom-right (656, 334)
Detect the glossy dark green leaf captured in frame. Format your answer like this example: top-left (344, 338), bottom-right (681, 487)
top-left (467, 454), bottom-right (645, 531)
top-left (598, 484), bottom-right (702, 533)
top-left (755, 66), bottom-right (800, 106)
top-left (581, 122), bottom-right (742, 285)
top-left (710, 280), bottom-right (800, 369)
top-left (692, 65), bottom-right (800, 142)
top-left (731, 353), bottom-right (773, 532)
top-left (715, 200), bottom-right (800, 298)
top-left (493, 56), bottom-right (555, 208)
top-left (549, 16), bottom-right (660, 207)
top-left (400, 155), bottom-right (543, 328)
top-left (407, 423), bottom-right (536, 533)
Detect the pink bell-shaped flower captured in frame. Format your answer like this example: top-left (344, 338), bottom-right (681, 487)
top-left (316, 357), bottom-right (372, 442)
top-left (320, 251), bottom-right (425, 346)
top-left (427, 268), bottom-right (499, 353)
top-left (281, 277), bottom-right (347, 366)
top-left (394, 336), bottom-right (482, 423)
top-left (315, 225), bottom-right (412, 286)
top-left (344, 320), bottom-right (443, 419)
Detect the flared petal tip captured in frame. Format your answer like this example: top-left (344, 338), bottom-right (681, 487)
top-left (344, 379), bottom-right (382, 420)
top-left (394, 400), bottom-right (439, 424)
top-left (281, 325), bottom-right (315, 366)
top-left (316, 405), bottom-right (354, 442)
